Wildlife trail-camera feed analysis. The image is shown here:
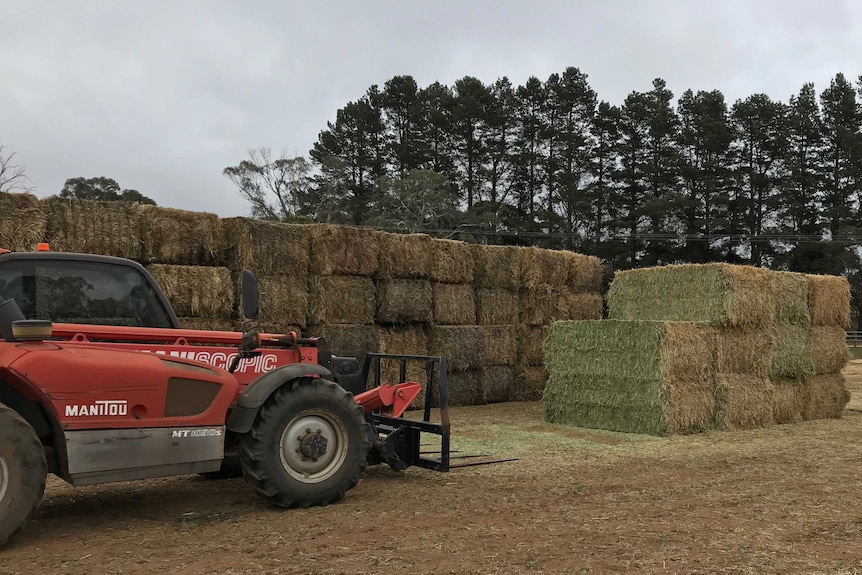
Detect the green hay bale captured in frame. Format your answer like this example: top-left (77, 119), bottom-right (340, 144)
top-left (772, 271), bottom-right (810, 327)
top-left (713, 375), bottom-right (776, 430)
top-left (566, 252), bottom-right (603, 292)
top-left (147, 264), bottom-right (234, 318)
top-left (769, 325), bottom-right (814, 379)
top-left (306, 323), bottom-right (378, 367)
top-left (771, 379), bottom-right (805, 424)
top-left (178, 317), bottom-right (236, 332)
top-left (376, 279), bottom-right (433, 323)
top-left (515, 365), bottom-right (548, 402)
top-left (558, 292), bottom-right (603, 321)
top-left (430, 239), bottom-right (475, 284)
top-left (448, 370), bottom-right (484, 406)
top-left (608, 263), bottom-right (774, 328)
top-left (802, 374), bottom-right (850, 420)
top-left (482, 366), bottom-right (516, 404)
top-left (519, 325), bottom-right (549, 366)
top-left (0, 193), bottom-right (46, 251)
top-left (520, 284), bottom-right (557, 326)
top-left (811, 326), bottom-right (851, 375)
top-left (715, 327), bottom-right (773, 377)
top-left (807, 274), bottom-right (851, 328)
top-left (432, 283), bottom-right (476, 325)
top-left (308, 275), bottom-right (374, 325)
top-left (376, 232), bottom-right (432, 279)
top-left (222, 217), bottom-right (310, 275)
top-left (474, 244), bottom-right (520, 290)
top-left (308, 224), bottom-right (379, 276)
top-left (543, 320), bottom-right (716, 436)
top-left (256, 274), bottom-right (310, 327)
top-left (428, 326), bottom-right (485, 372)
top-left (140, 205), bottom-right (223, 266)
top-left (479, 325), bottom-right (517, 366)
top-left (517, 247), bottom-right (568, 288)
top-left (44, 197), bottom-right (143, 259)
top-left (475, 288), bottom-right (519, 325)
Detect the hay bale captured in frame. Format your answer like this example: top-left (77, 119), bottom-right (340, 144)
top-left (376, 279), bottom-right (433, 323)
top-left (479, 325), bottom-right (517, 366)
top-left (309, 276), bottom-right (374, 325)
top-left (475, 288), bottom-right (519, 325)
top-left (251, 322), bottom-right (302, 336)
top-left (306, 323), bottom-right (378, 366)
top-left (223, 217), bottom-right (310, 275)
top-left (713, 375), bottom-right (775, 430)
top-left (430, 239), bottom-right (475, 284)
top-left (448, 370), bottom-right (484, 406)
top-left (139, 205), bottom-right (222, 266)
top-left (308, 224), bottom-right (379, 276)
top-left (515, 365), bottom-right (548, 402)
top-left (772, 271), bottom-right (810, 327)
top-left (375, 325), bottom-right (429, 397)
top-left (608, 263), bottom-right (774, 328)
top-left (256, 274), bottom-right (310, 327)
top-left (769, 325), bottom-right (814, 379)
top-left (543, 320), bottom-right (716, 436)
top-left (432, 283), bottom-right (476, 325)
top-left (558, 292), bottom-right (603, 321)
top-left (44, 197), bottom-right (143, 259)
top-left (807, 274), bottom-right (851, 328)
top-left (0, 193), bottom-right (46, 251)
top-left (482, 366), bottom-right (516, 404)
top-left (811, 326), bottom-right (851, 375)
top-left (376, 232), bottom-right (432, 279)
top-left (520, 284), bottom-right (557, 326)
top-left (147, 264), bottom-right (234, 318)
top-left (714, 327), bottom-right (773, 377)
top-left (566, 252), bottom-right (603, 292)
top-left (519, 325), bottom-right (549, 366)
top-left (771, 379), bottom-right (805, 424)
top-left (178, 317), bottom-right (236, 332)
top-left (518, 247), bottom-right (568, 288)
top-left (473, 244), bottom-right (520, 290)
top-left (802, 374), bottom-right (850, 420)
top-left (428, 326), bottom-right (485, 372)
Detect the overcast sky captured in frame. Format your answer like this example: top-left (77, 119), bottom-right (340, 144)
top-left (2, 0), bottom-right (860, 217)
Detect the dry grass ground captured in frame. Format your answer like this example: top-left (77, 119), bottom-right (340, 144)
top-left (6, 364), bottom-right (862, 574)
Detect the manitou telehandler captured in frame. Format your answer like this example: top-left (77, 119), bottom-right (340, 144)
top-left (0, 246), bottom-right (469, 546)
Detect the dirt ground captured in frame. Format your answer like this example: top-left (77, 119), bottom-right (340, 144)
top-left (6, 367), bottom-right (862, 575)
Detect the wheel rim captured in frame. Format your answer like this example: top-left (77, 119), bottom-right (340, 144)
top-left (279, 409), bottom-right (349, 483)
top-left (0, 455), bottom-right (8, 503)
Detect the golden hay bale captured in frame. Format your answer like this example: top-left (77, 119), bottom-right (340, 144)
top-left (44, 197), bottom-right (144, 259)
top-left (661, 323), bottom-right (717, 435)
top-left (306, 323), bottom-right (378, 366)
top-left (428, 326), bottom-right (485, 372)
top-left (250, 322), bottom-right (303, 336)
top-left (376, 279), bottom-right (433, 324)
top-left (771, 379), bottom-right (805, 424)
top-left (177, 317), bottom-right (236, 332)
top-left (514, 365), bottom-right (548, 402)
top-left (223, 217), bottom-right (310, 275)
top-left (771, 271), bottom-right (810, 326)
top-left (713, 375), bottom-right (775, 430)
top-left (517, 246), bottom-right (568, 288)
top-left (475, 288), bottom-right (519, 325)
top-left (430, 239), bottom-right (475, 284)
top-left (308, 224), bottom-right (379, 276)
top-left (807, 274), bottom-right (851, 328)
top-left (479, 325), bottom-right (517, 366)
top-left (802, 374), bottom-right (850, 420)
top-left (147, 264), bottom-right (234, 318)
top-left (432, 283), bottom-right (476, 325)
top-left (256, 274), bottom-right (310, 327)
top-left (376, 232), bottom-right (432, 279)
top-left (566, 252), bottom-right (603, 292)
top-left (519, 325), bottom-right (549, 366)
top-left (139, 205), bottom-right (222, 266)
top-left (308, 275), bottom-right (374, 325)
top-left (375, 325), bottom-right (429, 395)
top-left (520, 284), bottom-right (557, 326)
top-left (448, 370), bottom-right (484, 406)
top-left (558, 292), bottom-right (603, 321)
top-left (473, 244), bottom-right (521, 290)
top-left (811, 326), bottom-right (851, 375)
top-left (482, 366), bottom-right (516, 404)
top-left (0, 193), bottom-right (46, 251)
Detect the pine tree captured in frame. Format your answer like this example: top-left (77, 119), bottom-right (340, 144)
top-left (451, 76), bottom-right (491, 209)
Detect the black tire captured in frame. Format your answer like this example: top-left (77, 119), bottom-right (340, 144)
top-left (238, 378), bottom-right (371, 508)
top-left (0, 402), bottom-right (47, 547)
top-left (199, 432), bottom-right (243, 479)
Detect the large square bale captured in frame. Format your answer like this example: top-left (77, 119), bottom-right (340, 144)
top-left (375, 325), bottom-right (429, 395)
top-left (475, 288), bottom-right (519, 325)
top-left (448, 370), bottom-right (484, 406)
top-left (713, 375), bottom-right (775, 430)
top-left (306, 323), bottom-right (378, 367)
top-left (481, 366), bottom-right (516, 403)
top-left (308, 276), bottom-right (375, 325)
top-left (772, 271), bottom-right (810, 327)
top-left (514, 365), bottom-right (548, 402)
top-left (376, 232), bottom-right (432, 279)
top-left (558, 292), bottom-right (603, 321)
top-left (178, 317), bottom-right (236, 332)
top-left (223, 217), bottom-right (310, 275)
top-left (479, 325), bottom-right (517, 366)
top-left (147, 264), bottom-right (234, 318)
top-left (518, 325), bottom-right (549, 366)
top-left (308, 224), bottom-right (379, 276)
top-left (474, 244), bottom-right (521, 290)
top-left (543, 320), bottom-right (716, 436)
top-left (811, 326), bottom-right (851, 375)
top-left (432, 283), bottom-right (476, 325)
top-left (769, 325), bottom-right (813, 379)
top-left (716, 328), bottom-right (774, 377)
top-left (520, 284), bottom-right (557, 326)
top-left (257, 274), bottom-right (310, 327)
top-left (517, 247), bottom-right (568, 288)
top-left (566, 252), bottom-right (603, 292)
top-left (807, 274), bottom-right (851, 328)
top-left (771, 378), bottom-right (805, 424)
top-left (430, 239), bottom-right (475, 284)
top-left (608, 263), bottom-right (774, 328)
top-left (802, 374), bottom-right (850, 420)
top-left (140, 205), bottom-right (223, 266)
top-left (44, 197), bottom-right (144, 259)
top-left (428, 326), bottom-right (485, 372)
top-left (0, 193), bottom-right (46, 251)
top-left (376, 279), bottom-right (433, 323)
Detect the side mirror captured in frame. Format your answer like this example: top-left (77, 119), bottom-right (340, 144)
top-left (241, 269), bottom-right (260, 321)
